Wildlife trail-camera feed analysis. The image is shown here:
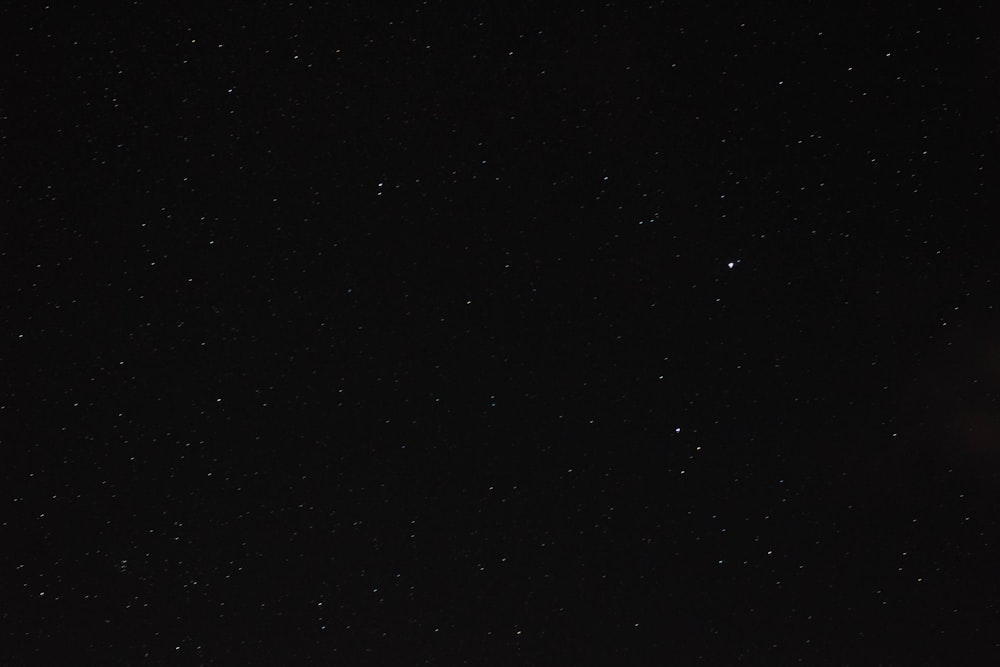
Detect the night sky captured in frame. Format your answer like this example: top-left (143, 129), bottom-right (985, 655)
top-left (3, 3), bottom-right (1000, 664)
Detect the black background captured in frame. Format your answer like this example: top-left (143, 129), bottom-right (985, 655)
top-left (3, 2), bottom-right (1000, 664)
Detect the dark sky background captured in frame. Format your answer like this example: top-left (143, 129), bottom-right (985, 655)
top-left (3, 2), bottom-right (1000, 664)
